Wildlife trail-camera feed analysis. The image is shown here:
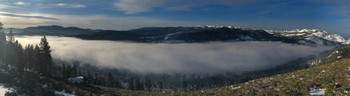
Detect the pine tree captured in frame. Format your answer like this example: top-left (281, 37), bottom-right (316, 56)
top-left (72, 64), bottom-right (78, 77)
top-left (128, 78), bottom-right (134, 90)
top-left (182, 80), bottom-right (187, 91)
top-left (145, 79), bottom-right (152, 92)
top-left (24, 44), bottom-right (35, 70)
top-left (62, 64), bottom-right (67, 78)
top-left (0, 21), bottom-right (3, 30)
top-left (134, 78), bottom-right (143, 90)
top-left (7, 29), bottom-right (14, 43)
top-left (115, 79), bottom-right (121, 88)
top-left (159, 81), bottom-right (163, 91)
top-left (94, 73), bottom-right (98, 84)
top-left (14, 41), bottom-right (24, 71)
top-left (107, 72), bottom-right (114, 87)
top-left (87, 72), bottom-right (93, 84)
top-left (0, 30), bottom-right (6, 64)
top-left (4, 32), bottom-right (16, 67)
top-left (33, 45), bottom-right (41, 72)
top-left (39, 36), bottom-right (53, 76)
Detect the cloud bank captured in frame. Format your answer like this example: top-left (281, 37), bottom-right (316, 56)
top-left (114, 0), bottom-right (276, 14)
top-left (15, 36), bottom-right (332, 74)
top-left (0, 12), bottom-right (58, 20)
top-left (0, 12), bottom-right (237, 30)
top-left (56, 3), bottom-right (86, 8)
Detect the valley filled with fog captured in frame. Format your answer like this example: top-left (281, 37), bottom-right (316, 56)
top-left (15, 36), bottom-right (332, 74)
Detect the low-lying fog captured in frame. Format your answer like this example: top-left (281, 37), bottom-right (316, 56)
top-left (15, 36), bottom-right (332, 74)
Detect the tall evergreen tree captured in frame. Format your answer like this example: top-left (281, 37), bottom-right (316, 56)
top-left (128, 78), bottom-right (134, 90)
top-left (0, 21), bottom-right (3, 30)
top-left (14, 41), bottom-right (24, 71)
top-left (145, 79), bottom-right (152, 92)
top-left (39, 36), bottom-right (53, 76)
top-left (107, 72), bottom-right (114, 87)
top-left (94, 73), bottom-right (98, 84)
top-left (61, 64), bottom-right (67, 78)
top-left (33, 45), bottom-right (42, 72)
top-left (7, 29), bottom-right (14, 43)
top-left (0, 22), bottom-right (5, 64)
top-left (159, 81), bottom-right (163, 91)
top-left (24, 44), bottom-right (35, 70)
top-left (134, 78), bottom-right (144, 90)
top-left (182, 80), bottom-right (187, 91)
top-left (115, 79), bottom-right (121, 88)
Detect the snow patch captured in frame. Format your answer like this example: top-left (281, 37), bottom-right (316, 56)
top-left (231, 85), bottom-right (241, 90)
top-left (41, 84), bottom-right (48, 88)
top-left (0, 83), bottom-right (12, 96)
top-left (68, 76), bottom-right (84, 84)
top-left (239, 35), bottom-right (254, 40)
top-left (55, 90), bottom-right (75, 96)
top-left (309, 88), bottom-right (325, 95)
top-left (337, 56), bottom-right (342, 59)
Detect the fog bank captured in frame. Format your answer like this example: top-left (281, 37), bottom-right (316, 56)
top-left (15, 36), bottom-right (331, 74)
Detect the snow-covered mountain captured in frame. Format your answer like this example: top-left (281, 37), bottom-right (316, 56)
top-left (267, 29), bottom-right (350, 45)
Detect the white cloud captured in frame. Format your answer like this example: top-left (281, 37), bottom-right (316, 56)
top-left (56, 3), bottom-right (67, 7)
top-left (56, 3), bottom-right (86, 8)
top-left (14, 1), bottom-right (29, 6)
top-left (71, 4), bottom-right (86, 8)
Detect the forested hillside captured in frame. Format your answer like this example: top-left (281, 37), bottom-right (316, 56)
top-left (163, 50), bottom-right (350, 95)
top-left (0, 22), bottom-right (125, 95)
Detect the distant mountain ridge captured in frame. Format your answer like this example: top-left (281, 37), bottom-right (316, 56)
top-left (12, 25), bottom-right (96, 36)
top-left (12, 25), bottom-right (350, 46)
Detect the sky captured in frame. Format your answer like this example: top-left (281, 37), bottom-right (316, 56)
top-left (0, 0), bottom-right (349, 36)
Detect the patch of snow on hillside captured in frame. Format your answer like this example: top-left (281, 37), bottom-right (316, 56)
top-left (0, 83), bottom-right (12, 96)
top-left (337, 56), bottom-right (342, 59)
top-left (55, 90), bottom-right (75, 96)
top-left (68, 76), bottom-right (84, 84)
top-left (309, 88), bottom-right (325, 95)
top-left (231, 85), bottom-right (241, 90)
top-left (239, 35), bottom-right (254, 40)
top-left (345, 39), bottom-right (350, 44)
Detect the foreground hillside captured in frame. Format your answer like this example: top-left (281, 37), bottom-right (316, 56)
top-left (39, 58), bottom-right (350, 96)
top-left (169, 58), bottom-right (350, 96)
top-left (55, 55), bottom-right (350, 96)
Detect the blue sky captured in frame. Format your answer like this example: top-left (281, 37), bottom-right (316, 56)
top-left (0, 0), bottom-right (349, 36)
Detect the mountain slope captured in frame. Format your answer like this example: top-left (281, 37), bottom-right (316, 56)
top-left (268, 29), bottom-right (349, 46)
top-left (14, 25), bottom-right (96, 36)
top-left (77, 27), bottom-right (300, 44)
top-left (78, 26), bottom-right (348, 46)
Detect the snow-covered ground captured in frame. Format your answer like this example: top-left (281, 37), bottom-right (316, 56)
top-left (55, 90), bottom-right (75, 96)
top-left (309, 88), bottom-right (325, 95)
top-left (0, 83), bottom-right (11, 96)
